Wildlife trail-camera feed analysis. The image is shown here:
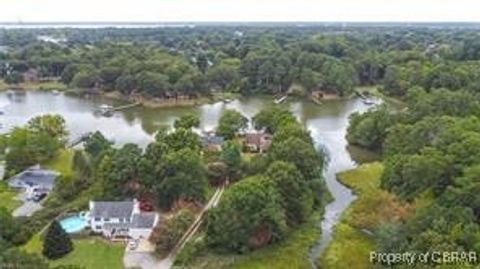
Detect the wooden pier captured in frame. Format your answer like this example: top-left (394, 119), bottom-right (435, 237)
top-left (274, 95), bottom-right (287, 104)
top-left (96, 102), bottom-right (141, 117)
top-left (112, 102), bottom-right (141, 112)
top-left (68, 132), bottom-right (93, 147)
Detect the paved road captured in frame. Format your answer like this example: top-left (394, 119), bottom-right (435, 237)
top-left (12, 192), bottom-right (43, 217)
top-left (124, 252), bottom-right (173, 269)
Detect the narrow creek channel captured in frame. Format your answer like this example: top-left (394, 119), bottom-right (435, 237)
top-left (306, 98), bottom-right (380, 268)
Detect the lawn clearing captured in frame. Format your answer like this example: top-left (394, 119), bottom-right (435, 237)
top-left (0, 181), bottom-right (21, 212)
top-left (43, 149), bottom-right (74, 177)
top-left (50, 238), bottom-right (125, 269)
top-left (22, 233), bottom-right (43, 254)
top-left (23, 236), bottom-right (125, 269)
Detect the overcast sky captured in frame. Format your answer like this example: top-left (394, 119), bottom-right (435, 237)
top-left (1, 0), bottom-right (480, 22)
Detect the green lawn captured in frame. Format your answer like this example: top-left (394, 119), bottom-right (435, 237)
top-left (319, 162), bottom-right (384, 269)
top-left (23, 236), bottom-right (125, 269)
top-left (22, 233), bottom-right (43, 254)
top-left (50, 239), bottom-right (125, 269)
top-left (0, 182), bottom-right (21, 212)
top-left (43, 149), bottom-right (74, 177)
top-left (177, 212), bottom-right (321, 269)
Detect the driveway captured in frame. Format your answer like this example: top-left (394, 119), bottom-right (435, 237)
top-left (11, 192), bottom-right (43, 217)
top-left (124, 238), bottom-right (174, 269)
top-left (123, 252), bottom-right (173, 269)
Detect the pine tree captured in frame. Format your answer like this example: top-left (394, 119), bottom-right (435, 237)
top-left (42, 220), bottom-right (73, 259)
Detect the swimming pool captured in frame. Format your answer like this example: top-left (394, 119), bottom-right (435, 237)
top-left (60, 214), bottom-right (87, 233)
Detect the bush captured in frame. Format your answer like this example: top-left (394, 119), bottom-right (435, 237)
top-left (151, 209), bottom-right (196, 257)
top-left (42, 220), bottom-right (73, 259)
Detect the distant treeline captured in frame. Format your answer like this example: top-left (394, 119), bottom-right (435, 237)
top-left (1, 26), bottom-right (480, 98)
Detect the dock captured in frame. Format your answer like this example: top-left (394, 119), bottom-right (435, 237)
top-left (311, 98), bottom-right (322, 105)
top-left (274, 95), bottom-right (287, 104)
top-left (68, 132), bottom-right (93, 147)
top-left (355, 90), bottom-right (368, 100)
top-left (112, 102), bottom-right (141, 111)
top-left (96, 102), bottom-right (141, 117)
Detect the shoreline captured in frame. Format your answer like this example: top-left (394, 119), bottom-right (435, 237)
top-left (0, 81), bottom-right (68, 92)
top-left (0, 80), bottom-right (373, 109)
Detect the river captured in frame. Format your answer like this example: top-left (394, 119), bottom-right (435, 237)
top-left (0, 90), bottom-right (377, 265)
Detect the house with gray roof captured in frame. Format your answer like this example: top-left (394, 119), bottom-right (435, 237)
top-left (201, 131), bottom-right (224, 151)
top-left (88, 200), bottom-right (159, 240)
top-left (8, 165), bottom-right (59, 199)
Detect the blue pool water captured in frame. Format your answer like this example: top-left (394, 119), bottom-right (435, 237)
top-left (60, 215), bottom-right (87, 233)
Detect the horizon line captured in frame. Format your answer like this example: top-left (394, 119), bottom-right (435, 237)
top-left (2, 21), bottom-right (480, 24)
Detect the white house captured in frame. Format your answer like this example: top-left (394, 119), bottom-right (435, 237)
top-left (88, 200), bottom-right (159, 240)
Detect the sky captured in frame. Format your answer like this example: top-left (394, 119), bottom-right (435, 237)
top-left (1, 0), bottom-right (480, 23)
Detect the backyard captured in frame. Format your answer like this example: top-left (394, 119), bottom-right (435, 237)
top-left (23, 235), bottom-right (125, 269)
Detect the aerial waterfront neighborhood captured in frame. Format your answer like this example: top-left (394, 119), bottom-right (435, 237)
top-left (1, 1), bottom-right (480, 269)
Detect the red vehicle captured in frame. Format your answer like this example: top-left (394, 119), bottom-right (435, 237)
top-left (139, 199), bottom-right (154, 212)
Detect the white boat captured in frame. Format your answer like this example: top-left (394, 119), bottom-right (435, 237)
top-left (363, 99), bottom-right (375, 105)
top-left (52, 90), bottom-right (60, 95)
top-left (274, 96), bottom-right (287, 104)
top-left (95, 104), bottom-right (114, 116)
top-left (99, 104), bottom-right (113, 110)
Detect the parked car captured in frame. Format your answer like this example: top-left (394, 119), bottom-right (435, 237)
top-left (128, 239), bottom-right (139, 250)
top-left (32, 192), bottom-right (47, 202)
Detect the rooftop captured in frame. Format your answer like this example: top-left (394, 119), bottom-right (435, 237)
top-left (245, 132), bottom-right (272, 146)
top-left (90, 201), bottom-right (135, 219)
top-left (201, 132), bottom-right (224, 147)
top-left (8, 166), bottom-right (58, 190)
top-left (131, 213), bottom-right (157, 229)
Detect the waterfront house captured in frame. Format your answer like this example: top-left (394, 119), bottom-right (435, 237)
top-left (88, 200), bottom-right (159, 240)
top-left (201, 131), bottom-right (225, 151)
top-left (23, 68), bottom-right (39, 82)
top-left (8, 165), bottom-right (58, 199)
top-left (242, 132), bottom-right (272, 153)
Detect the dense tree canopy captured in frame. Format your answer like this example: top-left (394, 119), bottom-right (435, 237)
top-left (347, 81), bottom-right (480, 258)
top-left (7, 25), bottom-right (480, 98)
top-left (216, 109), bottom-right (248, 139)
top-left (206, 176), bottom-right (286, 252)
top-left (156, 148), bottom-right (208, 209)
top-left (205, 108), bottom-right (325, 253)
top-left (3, 114), bottom-right (68, 175)
top-left (173, 114), bottom-right (200, 130)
